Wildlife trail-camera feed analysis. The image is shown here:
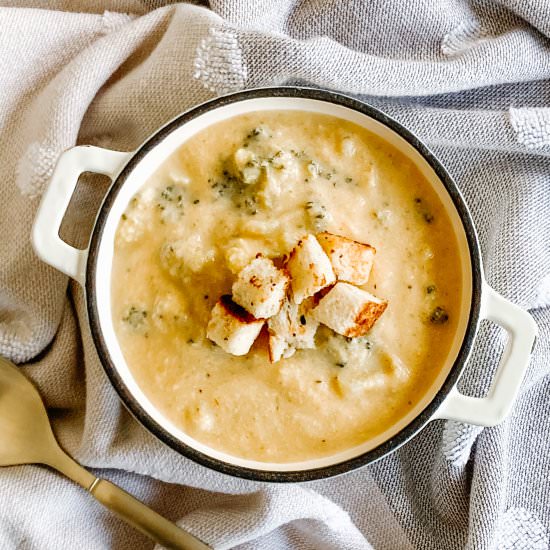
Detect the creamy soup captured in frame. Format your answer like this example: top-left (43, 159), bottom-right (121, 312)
top-left (111, 111), bottom-right (462, 462)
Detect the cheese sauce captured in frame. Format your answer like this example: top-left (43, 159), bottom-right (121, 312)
top-left (111, 111), bottom-right (462, 462)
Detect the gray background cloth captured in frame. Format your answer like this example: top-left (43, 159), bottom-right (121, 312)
top-left (0, 1), bottom-right (549, 548)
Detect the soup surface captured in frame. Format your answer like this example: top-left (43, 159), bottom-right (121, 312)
top-left (111, 111), bottom-right (462, 462)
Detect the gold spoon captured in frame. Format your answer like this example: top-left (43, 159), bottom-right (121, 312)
top-left (0, 356), bottom-right (210, 550)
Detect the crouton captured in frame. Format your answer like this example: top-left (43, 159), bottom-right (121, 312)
top-left (267, 297), bottom-right (319, 363)
top-left (286, 235), bottom-right (336, 304)
top-left (317, 232), bottom-right (375, 285)
top-left (206, 295), bottom-right (264, 356)
top-left (312, 282), bottom-right (387, 337)
top-left (232, 255), bottom-right (289, 318)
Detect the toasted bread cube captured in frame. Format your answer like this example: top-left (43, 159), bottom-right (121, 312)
top-left (267, 297), bottom-right (319, 363)
top-left (206, 295), bottom-right (264, 356)
top-left (317, 232), bottom-right (376, 285)
top-left (232, 255), bottom-right (289, 318)
top-left (286, 235), bottom-right (336, 305)
top-left (312, 282), bottom-right (387, 337)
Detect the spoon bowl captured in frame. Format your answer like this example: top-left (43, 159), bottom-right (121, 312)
top-left (0, 357), bottom-right (60, 467)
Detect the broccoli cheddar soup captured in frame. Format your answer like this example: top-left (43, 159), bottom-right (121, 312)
top-left (112, 111), bottom-right (462, 462)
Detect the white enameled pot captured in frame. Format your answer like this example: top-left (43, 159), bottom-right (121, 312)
top-left (32, 88), bottom-right (537, 482)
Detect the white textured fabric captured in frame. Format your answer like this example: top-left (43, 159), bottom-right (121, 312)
top-left (1, 1), bottom-right (549, 549)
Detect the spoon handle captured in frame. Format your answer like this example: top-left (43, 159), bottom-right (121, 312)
top-left (89, 478), bottom-right (210, 550)
top-left (44, 439), bottom-right (208, 548)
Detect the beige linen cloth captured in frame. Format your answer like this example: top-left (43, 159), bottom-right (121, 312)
top-left (1, 1), bottom-right (549, 549)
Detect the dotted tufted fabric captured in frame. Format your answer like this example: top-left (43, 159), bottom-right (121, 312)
top-left (0, 1), bottom-right (549, 549)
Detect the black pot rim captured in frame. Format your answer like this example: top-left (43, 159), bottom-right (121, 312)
top-left (86, 86), bottom-right (483, 483)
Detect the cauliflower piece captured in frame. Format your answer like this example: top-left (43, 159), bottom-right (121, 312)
top-left (117, 188), bottom-right (156, 243)
top-left (305, 201), bottom-right (333, 232)
top-left (156, 183), bottom-right (187, 223)
top-left (258, 150), bottom-right (300, 208)
top-left (341, 137), bottom-right (357, 157)
top-left (240, 218), bottom-right (280, 237)
top-left (168, 171), bottom-right (191, 186)
top-left (232, 148), bottom-right (262, 184)
top-left (151, 293), bottom-right (188, 332)
top-left (225, 238), bottom-right (265, 274)
top-left (160, 234), bottom-right (216, 277)
top-left (194, 406), bottom-right (216, 432)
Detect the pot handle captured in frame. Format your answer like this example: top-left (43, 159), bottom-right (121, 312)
top-left (32, 145), bottom-right (132, 286)
top-left (434, 284), bottom-right (537, 426)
